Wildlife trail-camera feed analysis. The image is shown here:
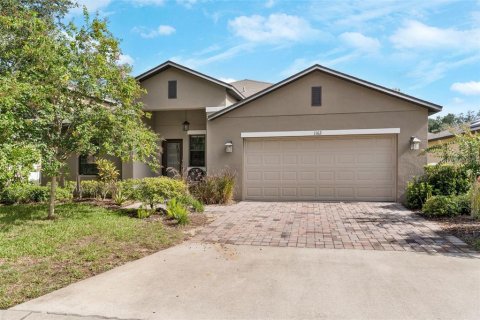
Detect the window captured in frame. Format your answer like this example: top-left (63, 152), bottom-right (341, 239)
top-left (79, 155), bottom-right (98, 175)
top-left (168, 80), bottom-right (177, 99)
top-left (311, 86), bottom-right (322, 106)
top-left (189, 135), bottom-right (205, 167)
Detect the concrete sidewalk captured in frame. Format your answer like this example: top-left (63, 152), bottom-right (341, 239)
top-left (9, 243), bottom-right (480, 320)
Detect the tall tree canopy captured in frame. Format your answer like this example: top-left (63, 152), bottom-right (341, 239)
top-left (0, 1), bottom-right (160, 217)
top-left (429, 110), bottom-right (480, 133)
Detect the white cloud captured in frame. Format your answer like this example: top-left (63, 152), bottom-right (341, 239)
top-left (407, 54), bottom-right (480, 87)
top-left (171, 44), bottom-right (253, 69)
top-left (280, 52), bottom-right (357, 77)
top-left (390, 20), bottom-right (480, 51)
top-left (265, 0), bottom-right (275, 8)
top-left (228, 13), bottom-right (324, 43)
top-left (71, 0), bottom-right (112, 14)
top-left (339, 32), bottom-right (381, 53)
top-left (118, 54), bottom-right (134, 65)
top-left (129, 0), bottom-right (165, 6)
top-left (451, 81), bottom-right (480, 95)
top-left (219, 77), bottom-right (237, 83)
top-left (133, 25), bottom-right (176, 38)
top-left (177, 0), bottom-right (197, 8)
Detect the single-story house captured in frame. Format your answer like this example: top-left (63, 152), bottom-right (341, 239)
top-left (63, 61), bottom-right (443, 202)
top-left (427, 119), bottom-right (480, 164)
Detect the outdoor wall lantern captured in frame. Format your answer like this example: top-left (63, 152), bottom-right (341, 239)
top-left (410, 136), bottom-right (421, 150)
top-left (225, 141), bottom-right (233, 153)
top-left (182, 120), bottom-right (190, 131)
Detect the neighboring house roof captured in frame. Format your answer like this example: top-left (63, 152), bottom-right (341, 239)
top-left (231, 79), bottom-right (272, 97)
top-left (209, 64), bottom-right (443, 120)
top-left (135, 60), bottom-right (244, 100)
top-left (428, 119), bottom-right (480, 142)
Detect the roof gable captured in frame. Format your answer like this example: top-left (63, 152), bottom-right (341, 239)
top-left (209, 64), bottom-right (443, 120)
top-left (136, 61), bottom-right (244, 100)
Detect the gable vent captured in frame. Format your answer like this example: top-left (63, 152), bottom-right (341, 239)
top-left (311, 86), bottom-right (322, 106)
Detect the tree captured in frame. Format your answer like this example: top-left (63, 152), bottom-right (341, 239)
top-left (0, 2), bottom-right (160, 218)
top-left (425, 125), bottom-right (480, 181)
top-left (428, 110), bottom-right (480, 133)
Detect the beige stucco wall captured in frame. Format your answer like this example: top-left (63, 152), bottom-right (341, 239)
top-left (140, 68), bottom-right (230, 111)
top-left (207, 70), bottom-right (429, 202)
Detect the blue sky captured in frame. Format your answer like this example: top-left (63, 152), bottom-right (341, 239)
top-left (72, 0), bottom-right (480, 116)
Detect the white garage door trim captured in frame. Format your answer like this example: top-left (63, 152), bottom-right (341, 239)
top-left (241, 128), bottom-right (400, 138)
top-left (242, 135), bottom-right (397, 202)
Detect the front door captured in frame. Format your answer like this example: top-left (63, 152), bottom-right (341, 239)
top-left (162, 139), bottom-right (183, 177)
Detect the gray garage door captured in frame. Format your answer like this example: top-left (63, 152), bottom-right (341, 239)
top-left (243, 135), bottom-right (396, 201)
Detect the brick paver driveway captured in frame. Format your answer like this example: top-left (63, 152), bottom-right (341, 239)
top-left (194, 201), bottom-right (476, 255)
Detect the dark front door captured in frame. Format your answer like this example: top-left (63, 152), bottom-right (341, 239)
top-left (162, 139), bottom-right (183, 177)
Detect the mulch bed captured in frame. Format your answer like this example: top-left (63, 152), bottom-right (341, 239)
top-left (428, 215), bottom-right (480, 251)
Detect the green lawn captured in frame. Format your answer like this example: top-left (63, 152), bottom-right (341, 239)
top-left (0, 203), bottom-right (184, 309)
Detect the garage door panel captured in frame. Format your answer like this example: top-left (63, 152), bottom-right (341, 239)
top-left (244, 135), bottom-right (396, 201)
top-left (246, 154), bottom-right (262, 165)
top-left (283, 154), bottom-right (298, 165)
top-left (263, 154), bottom-right (281, 165)
top-left (264, 171), bottom-right (281, 181)
top-left (318, 171), bottom-right (334, 182)
top-left (317, 154), bottom-right (334, 165)
top-left (300, 154), bottom-right (316, 165)
top-left (246, 171), bottom-right (262, 181)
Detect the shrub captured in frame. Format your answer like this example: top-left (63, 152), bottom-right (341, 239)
top-left (177, 194), bottom-right (204, 212)
top-left (118, 179), bottom-right (141, 201)
top-left (456, 193), bottom-right (471, 215)
top-left (424, 164), bottom-right (470, 196)
top-left (79, 180), bottom-right (100, 199)
top-left (166, 198), bottom-right (189, 225)
top-left (137, 208), bottom-right (153, 219)
top-left (96, 159), bottom-right (119, 200)
top-left (190, 168), bottom-right (236, 205)
top-left (472, 179), bottom-right (480, 218)
top-left (0, 183), bottom-right (71, 204)
top-left (405, 178), bottom-right (433, 210)
top-left (27, 185), bottom-right (50, 202)
top-left (422, 195), bottom-right (461, 217)
top-left (136, 177), bottom-right (187, 209)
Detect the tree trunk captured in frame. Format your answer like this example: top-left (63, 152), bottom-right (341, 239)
top-left (48, 175), bottom-right (57, 219)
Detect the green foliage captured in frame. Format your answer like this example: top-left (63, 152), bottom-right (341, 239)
top-left (166, 198), bottom-right (190, 225)
top-left (425, 128), bottom-right (480, 181)
top-left (0, 183), bottom-right (70, 204)
top-left (79, 180), bottom-right (100, 198)
top-left (96, 159), bottom-right (119, 200)
top-left (472, 180), bottom-right (480, 218)
top-left (456, 193), bottom-right (471, 215)
top-left (190, 169), bottom-right (236, 204)
top-left (422, 195), bottom-right (463, 217)
top-left (113, 184), bottom-right (128, 206)
top-left (136, 208), bottom-right (153, 219)
top-left (136, 177), bottom-right (187, 209)
top-left (0, 2), bottom-right (161, 217)
top-left (406, 164), bottom-right (471, 210)
top-left (117, 179), bottom-right (141, 201)
top-left (0, 144), bottom-right (40, 190)
top-left (405, 178), bottom-right (433, 210)
top-left (177, 194), bottom-right (205, 212)
top-left (424, 165), bottom-right (470, 196)
top-left (428, 110), bottom-right (480, 133)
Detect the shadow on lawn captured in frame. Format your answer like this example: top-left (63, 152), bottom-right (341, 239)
top-left (0, 203), bottom-right (137, 233)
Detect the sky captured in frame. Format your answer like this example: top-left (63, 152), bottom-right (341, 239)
top-left (71, 0), bottom-right (480, 117)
